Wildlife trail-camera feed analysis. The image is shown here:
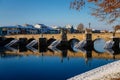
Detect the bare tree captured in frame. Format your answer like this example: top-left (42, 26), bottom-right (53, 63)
top-left (70, 0), bottom-right (120, 23)
top-left (77, 23), bottom-right (84, 33)
top-left (114, 25), bottom-right (120, 31)
top-left (113, 25), bottom-right (120, 36)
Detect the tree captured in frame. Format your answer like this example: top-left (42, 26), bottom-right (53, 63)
top-left (114, 25), bottom-right (120, 31)
top-left (77, 23), bottom-right (84, 33)
top-left (70, 26), bottom-right (75, 33)
top-left (113, 25), bottom-right (120, 36)
top-left (70, 0), bottom-right (120, 23)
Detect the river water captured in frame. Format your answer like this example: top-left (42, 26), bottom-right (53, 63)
top-left (0, 39), bottom-right (119, 80)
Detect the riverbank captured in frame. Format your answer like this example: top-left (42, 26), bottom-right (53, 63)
top-left (68, 60), bottom-right (120, 80)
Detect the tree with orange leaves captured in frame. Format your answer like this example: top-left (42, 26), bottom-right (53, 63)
top-left (70, 0), bottom-right (120, 23)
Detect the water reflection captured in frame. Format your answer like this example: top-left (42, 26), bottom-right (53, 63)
top-left (1, 44), bottom-right (120, 61)
top-left (0, 44), bottom-right (120, 80)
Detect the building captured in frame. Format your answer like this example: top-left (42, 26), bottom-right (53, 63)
top-left (51, 25), bottom-right (61, 34)
top-left (0, 26), bottom-right (20, 35)
top-left (0, 23), bottom-right (62, 35)
top-left (101, 30), bottom-right (108, 33)
top-left (23, 24), bottom-right (38, 34)
top-left (0, 24), bottom-right (39, 35)
top-left (65, 24), bottom-right (74, 33)
top-left (92, 29), bottom-right (101, 33)
top-left (85, 28), bottom-right (92, 34)
top-left (34, 24), bottom-right (52, 33)
top-left (16, 24), bottom-right (39, 34)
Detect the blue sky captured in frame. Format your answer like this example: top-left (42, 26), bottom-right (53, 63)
top-left (0, 0), bottom-right (118, 30)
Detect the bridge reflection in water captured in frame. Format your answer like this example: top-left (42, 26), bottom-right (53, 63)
top-left (0, 39), bottom-right (120, 80)
top-left (0, 44), bottom-right (120, 64)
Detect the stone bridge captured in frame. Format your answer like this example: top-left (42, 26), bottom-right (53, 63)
top-left (3, 33), bottom-right (120, 41)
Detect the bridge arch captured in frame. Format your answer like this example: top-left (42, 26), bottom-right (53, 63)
top-left (93, 38), bottom-right (106, 53)
top-left (28, 38), bottom-right (35, 43)
top-left (0, 37), bottom-right (17, 47)
top-left (47, 38), bottom-right (56, 46)
top-left (68, 38), bottom-right (80, 46)
top-left (3, 38), bottom-right (15, 45)
top-left (68, 38), bottom-right (80, 51)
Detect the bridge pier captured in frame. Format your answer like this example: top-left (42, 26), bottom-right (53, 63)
top-left (112, 37), bottom-right (120, 49)
top-left (19, 38), bottom-right (28, 52)
top-left (58, 28), bottom-right (69, 49)
top-left (84, 33), bottom-right (93, 50)
top-left (0, 37), bottom-right (7, 46)
top-left (39, 38), bottom-right (47, 52)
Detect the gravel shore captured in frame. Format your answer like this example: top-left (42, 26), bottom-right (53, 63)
top-left (68, 60), bottom-right (120, 80)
